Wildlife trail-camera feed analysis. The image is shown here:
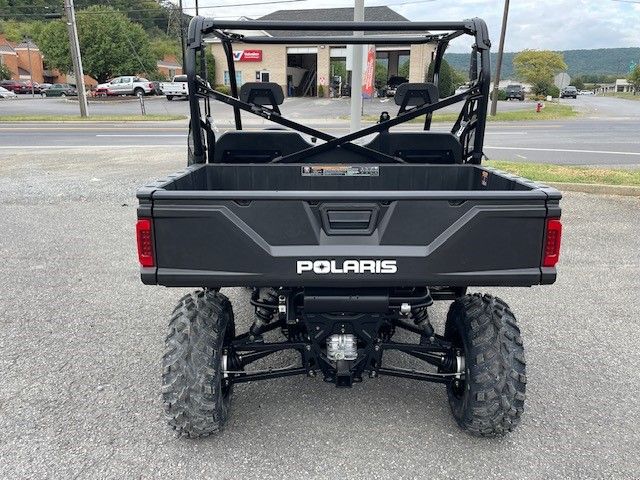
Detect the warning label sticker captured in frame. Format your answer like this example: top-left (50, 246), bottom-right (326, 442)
top-left (301, 165), bottom-right (379, 177)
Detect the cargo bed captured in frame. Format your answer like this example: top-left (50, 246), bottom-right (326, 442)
top-left (137, 163), bottom-right (561, 288)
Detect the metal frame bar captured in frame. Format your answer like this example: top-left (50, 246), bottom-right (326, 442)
top-left (203, 19), bottom-right (477, 34)
top-left (271, 90), bottom-right (471, 163)
top-left (194, 82), bottom-right (403, 163)
top-left (185, 16), bottom-right (491, 165)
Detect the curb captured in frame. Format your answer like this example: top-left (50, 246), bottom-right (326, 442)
top-left (546, 182), bottom-right (640, 197)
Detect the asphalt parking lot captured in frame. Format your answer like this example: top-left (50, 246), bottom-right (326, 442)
top-left (0, 149), bottom-right (639, 479)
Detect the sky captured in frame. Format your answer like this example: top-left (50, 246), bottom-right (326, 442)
top-left (177, 0), bottom-right (640, 53)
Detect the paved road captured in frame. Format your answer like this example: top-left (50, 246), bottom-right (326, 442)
top-left (1, 96), bottom-right (639, 167)
top-left (0, 149), bottom-right (639, 479)
top-left (1, 119), bottom-right (639, 167)
top-left (0, 94), bottom-right (533, 118)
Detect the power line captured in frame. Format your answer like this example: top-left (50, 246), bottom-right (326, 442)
top-left (0, 0), bottom-right (308, 18)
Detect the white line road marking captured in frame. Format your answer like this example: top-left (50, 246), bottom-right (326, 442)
top-left (0, 145), bottom-right (185, 149)
top-left (484, 132), bottom-right (527, 135)
top-left (485, 146), bottom-right (640, 156)
top-left (95, 134), bottom-right (187, 137)
top-left (516, 154), bottom-right (528, 159)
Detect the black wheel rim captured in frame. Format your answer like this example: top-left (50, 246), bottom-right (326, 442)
top-left (449, 328), bottom-right (466, 399)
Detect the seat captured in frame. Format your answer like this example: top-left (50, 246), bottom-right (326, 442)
top-left (212, 131), bottom-right (313, 163)
top-left (394, 82), bottom-right (439, 111)
top-left (364, 132), bottom-right (462, 164)
top-left (239, 82), bottom-right (284, 107)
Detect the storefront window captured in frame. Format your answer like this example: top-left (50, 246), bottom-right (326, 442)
top-left (223, 71), bottom-right (243, 86)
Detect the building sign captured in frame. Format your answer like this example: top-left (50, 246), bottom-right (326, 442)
top-left (362, 45), bottom-right (376, 99)
top-left (233, 50), bottom-right (262, 62)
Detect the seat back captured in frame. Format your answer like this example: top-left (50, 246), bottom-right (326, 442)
top-left (394, 82), bottom-right (439, 108)
top-left (364, 132), bottom-right (462, 164)
top-left (212, 131), bottom-right (312, 163)
top-left (239, 82), bottom-right (284, 106)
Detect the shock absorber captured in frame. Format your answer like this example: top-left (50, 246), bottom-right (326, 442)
top-left (249, 287), bottom-right (279, 337)
top-left (412, 306), bottom-right (434, 337)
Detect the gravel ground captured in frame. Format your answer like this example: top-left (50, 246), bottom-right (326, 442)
top-left (0, 149), bottom-right (639, 479)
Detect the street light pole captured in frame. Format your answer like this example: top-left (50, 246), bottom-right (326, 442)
top-left (349, 0), bottom-right (364, 132)
top-left (64, 0), bottom-right (88, 117)
top-left (490, 0), bottom-right (509, 116)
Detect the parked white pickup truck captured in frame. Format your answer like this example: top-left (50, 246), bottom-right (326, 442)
top-left (159, 75), bottom-right (188, 100)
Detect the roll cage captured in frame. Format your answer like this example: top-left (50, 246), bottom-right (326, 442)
top-left (185, 16), bottom-right (491, 165)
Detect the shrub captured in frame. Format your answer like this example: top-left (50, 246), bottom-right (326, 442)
top-left (491, 89), bottom-right (508, 101)
top-left (214, 84), bottom-right (230, 95)
top-left (318, 84), bottom-right (325, 98)
top-left (0, 63), bottom-right (12, 80)
top-left (532, 80), bottom-right (559, 98)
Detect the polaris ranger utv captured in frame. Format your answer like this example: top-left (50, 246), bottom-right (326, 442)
top-left (136, 16), bottom-right (562, 438)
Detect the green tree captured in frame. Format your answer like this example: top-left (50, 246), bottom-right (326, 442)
top-left (628, 65), bottom-right (640, 95)
top-left (573, 76), bottom-right (585, 90)
top-left (427, 59), bottom-right (461, 97)
top-left (398, 58), bottom-right (410, 78)
top-left (0, 62), bottom-right (12, 80)
top-left (37, 5), bottom-right (157, 83)
top-left (150, 36), bottom-right (182, 63)
top-left (375, 60), bottom-right (388, 87)
top-left (513, 50), bottom-right (567, 93)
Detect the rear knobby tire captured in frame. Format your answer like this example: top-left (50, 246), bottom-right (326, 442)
top-left (444, 294), bottom-right (526, 437)
top-left (162, 290), bottom-right (235, 437)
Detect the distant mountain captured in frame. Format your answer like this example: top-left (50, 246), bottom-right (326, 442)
top-left (445, 48), bottom-right (640, 79)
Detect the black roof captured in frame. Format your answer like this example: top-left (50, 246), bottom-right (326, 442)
top-left (258, 6), bottom-right (413, 37)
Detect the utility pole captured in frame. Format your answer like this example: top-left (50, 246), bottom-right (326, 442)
top-left (490, 0), bottom-right (509, 116)
top-left (179, 0), bottom-right (187, 72)
top-left (195, 0), bottom-right (199, 16)
top-left (64, 0), bottom-right (88, 117)
top-left (25, 37), bottom-right (35, 97)
top-left (349, 0), bottom-right (364, 132)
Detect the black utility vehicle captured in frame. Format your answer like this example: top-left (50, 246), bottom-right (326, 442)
top-left (506, 84), bottom-right (525, 101)
top-left (136, 17), bottom-right (563, 438)
top-left (561, 86), bottom-right (578, 99)
top-left (383, 75), bottom-right (409, 97)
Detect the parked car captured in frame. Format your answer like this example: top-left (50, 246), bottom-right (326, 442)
top-left (159, 75), bottom-right (188, 100)
top-left (95, 76), bottom-right (155, 97)
top-left (0, 86), bottom-right (18, 99)
top-left (505, 84), bottom-right (525, 101)
top-left (382, 75), bottom-right (408, 97)
top-left (44, 83), bottom-right (77, 97)
top-left (22, 80), bottom-right (42, 94)
top-left (38, 83), bottom-right (52, 92)
top-left (579, 90), bottom-right (594, 95)
top-left (0, 79), bottom-right (28, 94)
top-left (561, 86), bottom-right (578, 99)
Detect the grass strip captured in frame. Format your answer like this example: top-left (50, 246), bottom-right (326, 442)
top-left (485, 160), bottom-right (640, 186)
top-left (0, 114), bottom-right (186, 122)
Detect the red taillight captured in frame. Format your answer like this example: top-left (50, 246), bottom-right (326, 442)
top-left (543, 218), bottom-right (562, 267)
top-left (136, 218), bottom-right (155, 267)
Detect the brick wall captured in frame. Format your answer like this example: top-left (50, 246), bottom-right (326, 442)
top-left (15, 47), bottom-right (45, 83)
top-left (210, 43), bottom-right (288, 94)
top-left (0, 53), bottom-right (19, 80)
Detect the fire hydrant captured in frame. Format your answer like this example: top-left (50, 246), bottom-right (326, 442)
top-left (536, 102), bottom-right (543, 113)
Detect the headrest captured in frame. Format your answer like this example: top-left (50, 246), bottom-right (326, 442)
top-left (394, 82), bottom-right (439, 107)
top-left (240, 82), bottom-right (285, 106)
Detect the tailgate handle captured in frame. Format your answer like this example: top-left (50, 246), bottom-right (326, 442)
top-left (320, 204), bottom-right (379, 235)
